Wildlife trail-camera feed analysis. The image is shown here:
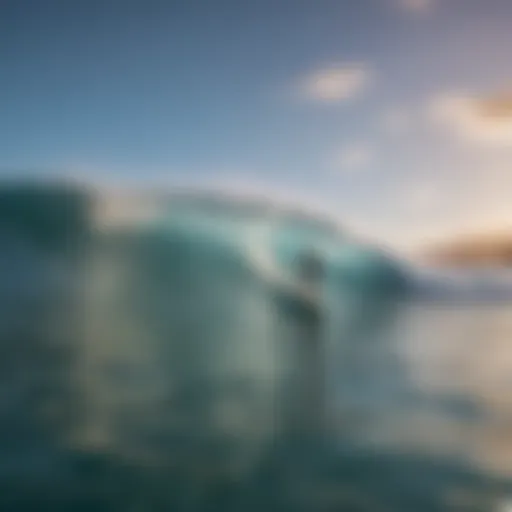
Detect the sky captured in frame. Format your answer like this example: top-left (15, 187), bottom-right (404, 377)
top-left (2, 0), bottom-right (512, 251)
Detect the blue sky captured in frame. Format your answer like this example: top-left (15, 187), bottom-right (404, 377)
top-left (2, 0), bottom-right (512, 250)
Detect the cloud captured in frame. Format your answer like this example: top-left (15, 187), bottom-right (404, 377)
top-left (429, 91), bottom-right (512, 147)
top-left (301, 63), bottom-right (371, 103)
top-left (398, 0), bottom-right (433, 14)
top-left (334, 144), bottom-right (373, 172)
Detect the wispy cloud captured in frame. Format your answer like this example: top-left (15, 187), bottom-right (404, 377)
top-left (300, 63), bottom-right (372, 103)
top-left (429, 91), bottom-right (512, 147)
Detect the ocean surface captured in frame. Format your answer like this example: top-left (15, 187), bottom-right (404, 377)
top-left (2, 194), bottom-right (512, 511)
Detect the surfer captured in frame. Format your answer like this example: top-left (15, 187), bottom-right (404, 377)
top-left (295, 250), bottom-right (326, 437)
top-left (271, 248), bottom-right (326, 440)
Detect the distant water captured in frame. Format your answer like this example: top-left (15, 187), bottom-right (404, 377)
top-left (3, 196), bottom-right (512, 510)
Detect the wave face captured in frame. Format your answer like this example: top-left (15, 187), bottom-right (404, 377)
top-left (79, 195), bottom-right (410, 466)
top-left (0, 185), bottom-right (414, 510)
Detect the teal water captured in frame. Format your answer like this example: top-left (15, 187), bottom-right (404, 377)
top-left (1, 190), bottom-right (512, 511)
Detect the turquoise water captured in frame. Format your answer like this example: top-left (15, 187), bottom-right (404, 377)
top-left (2, 192), bottom-right (512, 510)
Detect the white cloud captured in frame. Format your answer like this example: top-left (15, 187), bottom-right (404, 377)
top-left (398, 0), bottom-right (433, 14)
top-left (429, 91), bottom-right (512, 147)
top-left (301, 63), bottom-right (371, 103)
top-left (334, 144), bottom-right (373, 172)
